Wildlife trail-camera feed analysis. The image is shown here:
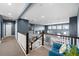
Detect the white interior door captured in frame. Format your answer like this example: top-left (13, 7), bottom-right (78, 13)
top-left (6, 23), bottom-right (12, 36)
top-left (3, 23), bottom-right (5, 37)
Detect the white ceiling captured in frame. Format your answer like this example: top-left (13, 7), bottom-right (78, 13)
top-left (0, 3), bottom-right (79, 25)
top-left (0, 3), bottom-right (28, 20)
top-left (21, 3), bottom-right (79, 25)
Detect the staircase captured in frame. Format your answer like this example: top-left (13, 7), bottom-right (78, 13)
top-left (26, 31), bottom-right (48, 56)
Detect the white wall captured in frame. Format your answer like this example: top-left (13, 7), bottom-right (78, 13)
top-left (3, 23), bottom-right (5, 37)
top-left (15, 20), bottom-right (18, 40)
top-left (17, 32), bottom-right (26, 54)
top-left (15, 20), bottom-right (26, 55)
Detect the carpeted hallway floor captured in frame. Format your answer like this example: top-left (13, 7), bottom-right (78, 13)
top-left (0, 36), bottom-right (25, 56)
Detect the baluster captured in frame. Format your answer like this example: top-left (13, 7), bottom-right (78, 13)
top-left (74, 38), bottom-right (77, 46)
top-left (69, 37), bottom-right (71, 45)
top-left (26, 32), bottom-right (29, 54)
top-left (63, 36), bottom-right (65, 44)
top-left (63, 37), bottom-right (67, 44)
top-left (71, 38), bottom-right (73, 45)
top-left (66, 37), bottom-right (69, 45)
top-left (42, 31), bottom-right (44, 46)
top-left (30, 42), bottom-right (33, 50)
top-left (73, 38), bottom-right (75, 45)
top-left (62, 36), bottom-right (64, 44)
top-left (73, 38), bottom-right (77, 46)
top-left (76, 38), bottom-right (78, 47)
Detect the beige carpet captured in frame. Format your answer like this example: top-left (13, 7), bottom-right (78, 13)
top-left (28, 46), bottom-right (49, 56)
top-left (0, 36), bottom-right (25, 56)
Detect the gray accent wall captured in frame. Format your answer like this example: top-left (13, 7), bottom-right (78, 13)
top-left (0, 15), bottom-right (3, 39)
top-left (11, 22), bottom-right (15, 35)
top-left (18, 19), bottom-right (29, 34)
top-left (45, 25), bottom-right (48, 33)
top-left (69, 16), bottom-right (77, 37)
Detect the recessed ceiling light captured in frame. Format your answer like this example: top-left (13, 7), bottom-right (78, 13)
top-left (8, 13), bottom-right (11, 15)
top-left (41, 16), bottom-right (45, 18)
top-left (8, 3), bottom-right (12, 5)
top-left (8, 13), bottom-right (12, 16)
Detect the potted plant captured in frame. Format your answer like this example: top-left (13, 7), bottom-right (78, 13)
top-left (64, 45), bottom-right (79, 56)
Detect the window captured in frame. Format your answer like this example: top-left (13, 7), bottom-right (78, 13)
top-left (63, 32), bottom-right (67, 35)
top-left (35, 26), bottom-right (45, 30)
top-left (57, 25), bottom-right (62, 29)
top-left (47, 30), bottom-right (50, 33)
top-left (63, 31), bottom-right (69, 35)
top-left (52, 26), bottom-right (56, 29)
top-left (48, 26), bottom-right (52, 29)
top-left (46, 23), bottom-right (69, 36)
top-left (63, 24), bottom-right (69, 29)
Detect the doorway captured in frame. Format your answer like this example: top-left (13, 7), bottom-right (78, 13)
top-left (5, 23), bottom-right (12, 36)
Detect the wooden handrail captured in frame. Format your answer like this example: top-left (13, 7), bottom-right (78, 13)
top-left (45, 33), bottom-right (79, 39)
top-left (44, 33), bottom-right (79, 46)
top-left (30, 34), bottom-right (42, 50)
top-left (26, 32), bottom-right (44, 54)
top-left (30, 31), bottom-right (45, 50)
top-left (42, 31), bottom-right (44, 46)
top-left (33, 35), bottom-right (42, 43)
top-left (26, 32), bottom-right (29, 54)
